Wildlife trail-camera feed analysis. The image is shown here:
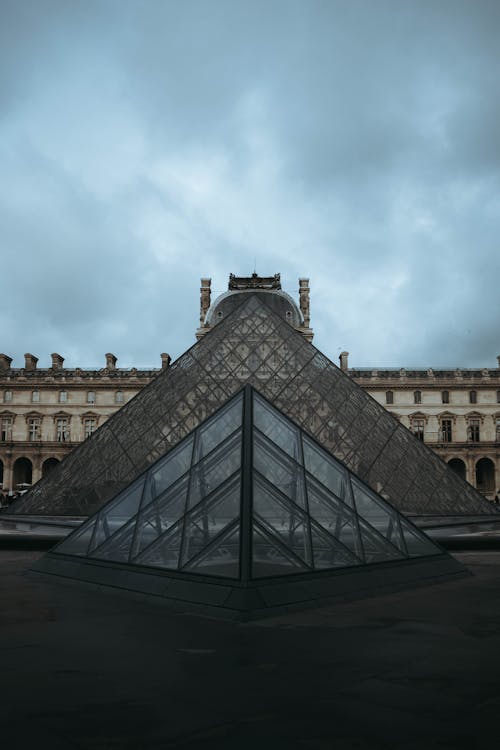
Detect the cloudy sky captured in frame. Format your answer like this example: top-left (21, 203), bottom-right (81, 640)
top-left (1, 0), bottom-right (499, 370)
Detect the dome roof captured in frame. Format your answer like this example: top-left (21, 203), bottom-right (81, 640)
top-left (205, 289), bottom-right (304, 328)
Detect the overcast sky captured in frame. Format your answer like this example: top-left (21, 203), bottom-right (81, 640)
top-left (1, 0), bottom-right (499, 370)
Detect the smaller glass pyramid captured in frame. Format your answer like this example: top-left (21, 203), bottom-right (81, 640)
top-left (54, 387), bottom-right (442, 580)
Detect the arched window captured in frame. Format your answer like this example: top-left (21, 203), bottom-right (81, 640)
top-left (448, 458), bottom-right (466, 481)
top-left (469, 390), bottom-right (477, 404)
top-left (42, 457), bottom-right (60, 477)
top-left (83, 416), bottom-right (97, 438)
top-left (413, 390), bottom-right (422, 405)
top-left (13, 457), bottom-right (32, 488)
top-left (441, 390), bottom-right (449, 404)
top-left (1, 415), bottom-right (13, 441)
top-left (440, 419), bottom-right (452, 443)
top-left (467, 417), bottom-right (480, 442)
top-left (411, 416), bottom-right (425, 441)
top-left (385, 391), bottom-right (393, 405)
top-left (115, 391), bottom-right (124, 404)
top-left (476, 457), bottom-right (496, 494)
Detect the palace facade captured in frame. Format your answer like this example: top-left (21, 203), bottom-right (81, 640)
top-left (0, 352), bottom-right (167, 494)
top-left (1, 275), bottom-right (499, 503)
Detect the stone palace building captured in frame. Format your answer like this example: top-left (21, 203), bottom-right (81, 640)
top-left (1, 274), bottom-right (499, 502)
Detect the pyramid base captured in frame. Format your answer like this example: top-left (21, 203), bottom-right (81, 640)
top-left (31, 552), bottom-right (470, 621)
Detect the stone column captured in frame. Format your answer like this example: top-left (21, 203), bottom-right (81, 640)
top-left (3, 453), bottom-right (13, 494)
top-left (32, 452), bottom-right (43, 484)
top-left (465, 453), bottom-right (476, 487)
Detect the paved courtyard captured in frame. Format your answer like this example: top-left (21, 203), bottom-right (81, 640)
top-left (1, 547), bottom-right (500, 749)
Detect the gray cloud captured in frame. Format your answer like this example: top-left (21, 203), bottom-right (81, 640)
top-left (1, 0), bottom-right (499, 370)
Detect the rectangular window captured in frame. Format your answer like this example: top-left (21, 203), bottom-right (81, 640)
top-left (115, 391), bottom-right (124, 404)
top-left (1, 417), bottom-right (12, 441)
top-left (469, 391), bottom-right (477, 404)
top-left (31, 390), bottom-right (40, 403)
top-left (56, 418), bottom-right (70, 442)
top-left (28, 418), bottom-right (41, 441)
top-left (440, 419), bottom-right (452, 443)
top-left (84, 417), bottom-right (97, 438)
top-left (414, 391), bottom-right (422, 404)
top-left (467, 419), bottom-right (480, 442)
top-left (412, 419), bottom-right (425, 441)
top-left (87, 391), bottom-right (96, 404)
top-left (496, 418), bottom-right (500, 442)
top-left (442, 391), bottom-right (449, 404)
top-left (3, 391), bottom-right (12, 403)
top-left (59, 391), bottom-right (68, 404)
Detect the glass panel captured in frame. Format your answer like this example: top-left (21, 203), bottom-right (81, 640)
top-left (400, 519), bottom-right (441, 557)
top-left (302, 436), bottom-right (349, 504)
top-left (181, 477), bottom-right (241, 566)
top-left (141, 436), bottom-right (194, 508)
top-left (351, 479), bottom-right (405, 551)
top-left (130, 476), bottom-right (190, 558)
top-left (253, 432), bottom-right (306, 508)
top-left (188, 431), bottom-right (241, 509)
top-left (253, 475), bottom-right (312, 565)
top-left (56, 520), bottom-right (96, 556)
top-left (253, 394), bottom-right (301, 462)
top-left (90, 517), bottom-right (108, 552)
top-left (310, 522), bottom-right (361, 569)
top-left (133, 520), bottom-right (184, 569)
top-left (252, 523), bottom-right (309, 578)
top-left (94, 478), bottom-right (145, 545)
top-left (357, 517), bottom-right (404, 563)
top-left (192, 393), bottom-right (243, 462)
top-left (184, 522), bottom-right (240, 578)
top-left (306, 477), bottom-right (363, 559)
top-left (92, 519), bottom-right (135, 562)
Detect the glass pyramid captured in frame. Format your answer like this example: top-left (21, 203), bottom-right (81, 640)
top-left (14, 293), bottom-right (491, 519)
top-left (54, 387), bottom-right (441, 580)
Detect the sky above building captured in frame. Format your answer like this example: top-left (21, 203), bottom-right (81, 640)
top-left (1, 0), bottom-right (499, 370)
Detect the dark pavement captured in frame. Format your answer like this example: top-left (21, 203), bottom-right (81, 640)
top-left (1, 548), bottom-right (500, 749)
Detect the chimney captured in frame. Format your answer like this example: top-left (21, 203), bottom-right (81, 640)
top-left (24, 353), bottom-right (38, 370)
top-left (0, 354), bottom-right (12, 370)
top-left (339, 351), bottom-right (349, 373)
top-left (200, 278), bottom-right (211, 325)
top-left (51, 352), bottom-right (64, 370)
top-left (105, 353), bottom-right (117, 370)
top-left (161, 352), bottom-right (171, 369)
